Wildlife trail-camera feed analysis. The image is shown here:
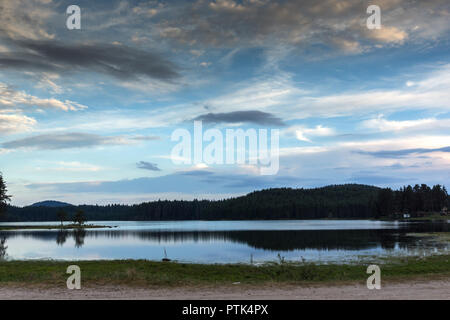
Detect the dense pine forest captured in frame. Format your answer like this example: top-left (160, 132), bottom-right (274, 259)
top-left (2, 183), bottom-right (449, 222)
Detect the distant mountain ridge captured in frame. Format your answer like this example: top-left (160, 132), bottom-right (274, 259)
top-left (29, 200), bottom-right (74, 208)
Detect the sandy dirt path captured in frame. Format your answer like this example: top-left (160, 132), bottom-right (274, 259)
top-left (0, 279), bottom-right (449, 300)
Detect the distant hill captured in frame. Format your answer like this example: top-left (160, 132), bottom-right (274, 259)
top-left (29, 200), bottom-right (74, 208)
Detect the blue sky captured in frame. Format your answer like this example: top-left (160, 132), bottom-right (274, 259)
top-left (0, 0), bottom-right (449, 206)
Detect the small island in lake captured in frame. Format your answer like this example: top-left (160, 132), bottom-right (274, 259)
top-left (0, 224), bottom-right (114, 231)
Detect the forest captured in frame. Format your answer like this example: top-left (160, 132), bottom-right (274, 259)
top-left (1, 182), bottom-right (449, 222)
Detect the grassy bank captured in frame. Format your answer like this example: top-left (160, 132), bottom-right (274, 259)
top-left (0, 254), bottom-right (449, 287)
top-left (0, 224), bottom-right (113, 231)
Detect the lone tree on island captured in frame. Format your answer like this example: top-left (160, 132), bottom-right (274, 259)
top-left (57, 209), bottom-right (67, 226)
top-left (0, 173), bottom-right (11, 219)
top-left (73, 210), bottom-right (86, 226)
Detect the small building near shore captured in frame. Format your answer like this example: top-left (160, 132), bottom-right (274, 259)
top-left (441, 207), bottom-right (448, 215)
top-left (403, 213), bottom-right (411, 218)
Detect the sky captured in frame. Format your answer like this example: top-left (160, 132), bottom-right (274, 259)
top-left (0, 0), bottom-right (449, 206)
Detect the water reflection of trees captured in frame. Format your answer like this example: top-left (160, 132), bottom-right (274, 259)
top-left (0, 228), bottom-right (87, 248)
top-left (0, 221), bottom-right (448, 252)
top-left (56, 230), bottom-right (68, 246)
top-left (0, 237), bottom-right (7, 260)
top-left (73, 228), bottom-right (86, 248)
top-left (56, 228), bottom-right (87, 248)
top-left (79, 229), bottom-right (421, 251)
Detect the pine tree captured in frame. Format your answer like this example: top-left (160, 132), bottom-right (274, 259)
top-left (0, 173), bottom-right (11, 218)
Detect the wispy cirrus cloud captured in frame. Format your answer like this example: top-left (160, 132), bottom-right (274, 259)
top-left (0, 113), bottom-right (36, 134)
top-left (206, 64), bottom-right (450, 121)
top-left (36, 161), bottom-right (104, 173)
top-left (0, 0), bottom-right (55, 40)
top-left (294, 64), bottom-right (450, 118)
top-left (285, 125), bottom-right (335, 142)
top-left (0, 83), bottom-right (87, 111)
top-left (156, 0), bottom-right (449, 54)
top-left (361, 116), bottom-right (437, 132)
top-left (360, 116), bottom-right (450, 134)
top-left (358, 146), bottom-right (450, 158)
top-left (0, 82), bottom-right (87, 135)
top-left (1, 132), bottom-right (160, 150)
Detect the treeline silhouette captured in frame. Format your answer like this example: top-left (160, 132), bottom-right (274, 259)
top-left (376, 184), bottom-right (448, 217)
top-left (3, 184), bottom-right (449, 222)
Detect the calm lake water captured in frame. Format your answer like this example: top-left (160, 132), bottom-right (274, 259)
top-left (0, 220), bottom-right (449, 264)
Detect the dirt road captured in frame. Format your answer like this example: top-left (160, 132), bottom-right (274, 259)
top-left (0, 279), bottom-right (449, 299)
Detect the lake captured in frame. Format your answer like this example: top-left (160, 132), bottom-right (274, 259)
top-left (0, 220), bottom-right (449, 264)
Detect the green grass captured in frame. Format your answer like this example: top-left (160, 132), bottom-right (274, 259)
top-left (0, 254), bottom-right (449, 287)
